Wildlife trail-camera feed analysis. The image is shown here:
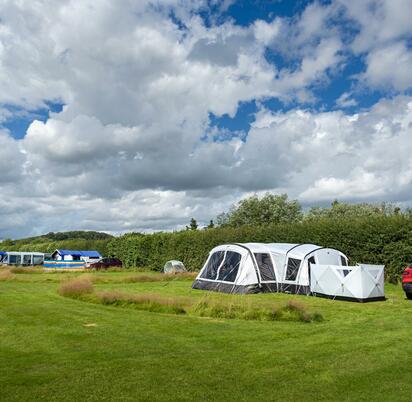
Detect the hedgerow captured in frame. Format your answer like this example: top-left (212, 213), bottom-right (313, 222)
top-left (107, 215), bottom-right (412, 281)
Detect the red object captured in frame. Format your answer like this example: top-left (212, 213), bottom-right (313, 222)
top-left (88, 258), bottom-right (123, 270)
top-left (402, 265), bottom-right (412, 300)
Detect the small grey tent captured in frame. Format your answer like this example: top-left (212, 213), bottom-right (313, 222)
top-left (163, 260), bottom-right (187, 273)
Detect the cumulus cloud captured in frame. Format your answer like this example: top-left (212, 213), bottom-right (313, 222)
top-left (0, 0), bottom-right (412, 238)
top-left (363, 42), bottom-right (412, 91)
top-left (340, 0), bottom-right (412, 91)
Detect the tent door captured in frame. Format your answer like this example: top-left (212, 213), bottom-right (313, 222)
top-left (307, 256), bottom-right (316, 286)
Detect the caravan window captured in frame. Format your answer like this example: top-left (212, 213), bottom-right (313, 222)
top-left (217, 251), bottom-right (241, 282)
top-left (9, 255), bottom-right (21, 265)
top-left (254, 253), bottom-right (276, 281)
top-left (201, 251), bottom-right (225, 280)
top-left (33, 255), bottom-right (44, 265)
top-left (340, 255), bottom-right (348, 266)
top-left (285, 258), bottom-right (301, 281)
top-left (23, 255), bottom-right (31, 265)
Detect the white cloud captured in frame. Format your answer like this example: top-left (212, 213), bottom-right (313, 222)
top-left (340, 0), bottom-right (412, 91)
top-left (0, 1), bottom-right (412, 238)
top-left (363, 42), bottom-right (412, 91)
top-left (340, 0), bottom-right (412, 53)
top-left (336, 92), bottom-right (357, 108)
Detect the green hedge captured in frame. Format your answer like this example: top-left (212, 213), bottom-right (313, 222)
top-left (0, 239), bottom-right (111, 256)
top-left (108, 216), bottom-right (412, 280)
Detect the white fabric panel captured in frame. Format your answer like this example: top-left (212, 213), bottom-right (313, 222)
top-left (314, 249), bottom-right (342, 265)
top-left (271, 252), bottom-right (286, 282)
top-left (235, 253), bottom-right (259, 286)
top-left (310, 264), bottom-right (385, 300)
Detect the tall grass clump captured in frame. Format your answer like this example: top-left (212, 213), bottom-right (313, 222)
top-left (58, 285), bottom-right (323, 323)
top-left (58, 277), bottom-right (94, 299)
top-left (0, 269), bottom-right (15, 281)
top-left (9, 266), bottom-right (44, 274)
top-left (96, 291), bottom-right (188, 314)
top-left (191, 296), bottom-right (323, 323)
top-left (124, 272), bottom-right (197, 283)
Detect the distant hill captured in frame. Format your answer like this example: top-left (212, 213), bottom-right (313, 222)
top-left (0, 231), bottom-right (114, 256)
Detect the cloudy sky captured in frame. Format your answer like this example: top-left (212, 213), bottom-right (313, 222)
top-left (0, 0), bottom-right (412, 238)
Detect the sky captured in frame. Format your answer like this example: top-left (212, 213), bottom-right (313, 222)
top-left (1, 0), bottom-right (412, 239)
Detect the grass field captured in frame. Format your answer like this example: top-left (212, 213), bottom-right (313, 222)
top-left (0, 270), bottom-right (411, 401)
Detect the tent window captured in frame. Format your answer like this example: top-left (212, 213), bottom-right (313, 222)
top-left (286, 258), bottom-right (301, 281)
top-left (201, 251), bottom-right (225, 280)
top-left (254, 253), bottom-right (276, 281)
top-left (340, 255), bottom-right (350, 276)
top-left (217, 251), bottom-right (241, 282)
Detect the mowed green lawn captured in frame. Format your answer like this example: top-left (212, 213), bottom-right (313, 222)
top-left (0, 272), bottom-right (411, 401)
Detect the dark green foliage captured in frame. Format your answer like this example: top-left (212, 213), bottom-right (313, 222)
top-left (218, 193), bottom-right (302, 227)
top-left (108, 215), bottom-right (412, 280)
top-left (0, 231), bottom-right (112, 255)
top-left (186, 218), bottom-right (198, 230)
top-left (306, 200), bottom-right (400, 220)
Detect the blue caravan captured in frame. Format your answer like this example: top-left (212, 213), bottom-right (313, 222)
top-left (44, 249), bottom-right (102, 270)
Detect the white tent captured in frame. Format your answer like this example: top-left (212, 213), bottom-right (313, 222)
top-left (163, 260), bottom-right (187, 273)
top-left (192, 243), bottom-right (385, 302)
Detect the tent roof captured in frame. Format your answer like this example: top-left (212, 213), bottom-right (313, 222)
top-left (55, 249), bottom-right (101, 258)
top-left (0, 251), bottom-right (6, 256)
top-left (210, 243), bottom-right (336, 258)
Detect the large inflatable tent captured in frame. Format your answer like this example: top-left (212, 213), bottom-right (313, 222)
top-left (192, 243), bottom-right (385, 302)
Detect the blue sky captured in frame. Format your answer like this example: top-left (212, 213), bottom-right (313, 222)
top-left (0, 0), bottom-right (398, 139)
top-left (0, 0), bottom-right (412, 238)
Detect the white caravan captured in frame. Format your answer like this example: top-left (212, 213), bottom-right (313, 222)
top-left (192, 243), bottom-right (385, 302)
